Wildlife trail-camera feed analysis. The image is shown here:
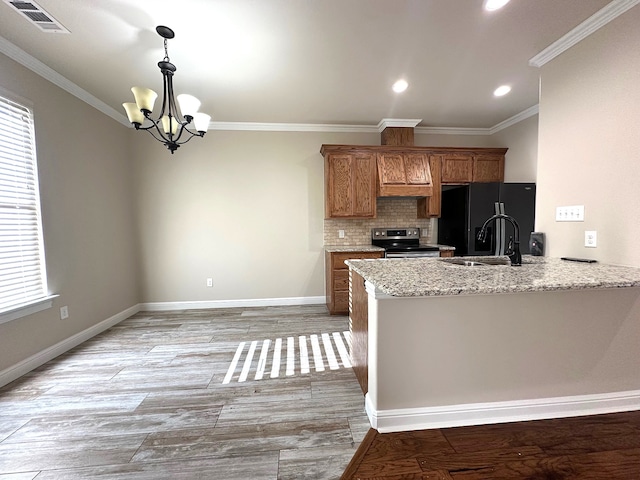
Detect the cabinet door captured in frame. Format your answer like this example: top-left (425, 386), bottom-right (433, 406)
top-left (377, 154), bottom-right (406, 184)
top-left (404, 153), bottom-right (431, 185)
top-left (326, 154), bottom-right (352, 217)
top-left (352, 153), bottom-right (377, 217)
top-left (418, 154), bottom-right (442, 218)
top-left (441, 153), bottom-right (473, 183)
top-left (473, 154), bottom-right (505, 182)
top-left (325, 153), bottom-right (376, 218)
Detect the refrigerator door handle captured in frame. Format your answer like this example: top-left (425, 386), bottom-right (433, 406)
top-left (494, 202), bottom-right (506, 256)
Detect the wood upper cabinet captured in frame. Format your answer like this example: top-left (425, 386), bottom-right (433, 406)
top-left (321, 145), bottom-right (507, 219)
top-left (377, 152), bottom-right (432, 197)
top-left (324, 151), bottom-right (376, 218)
top-left (441, 152), bottom-right (505, 184)
top-left (417, 154), bottom-right (442, 218)
top-left (472, 154), bottom-right (505, 183)
top-left (441, 153), bottom-right (474, 183)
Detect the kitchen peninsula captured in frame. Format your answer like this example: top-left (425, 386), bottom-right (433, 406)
top-left (346, 256), bottom-right (640, 433)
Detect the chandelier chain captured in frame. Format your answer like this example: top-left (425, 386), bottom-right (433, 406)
top-left (163, 37), bottom-right (170, 63)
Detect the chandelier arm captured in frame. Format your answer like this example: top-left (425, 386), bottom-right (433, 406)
top-left (175, 125), bottom-right (204, 144)
top-left (144, 123), bottom-right (172, 145)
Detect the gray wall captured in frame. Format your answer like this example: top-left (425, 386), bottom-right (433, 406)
top-left (536, 5), bottom-right (640, 265)
top-left (0, 53), bottom-right (140, 372)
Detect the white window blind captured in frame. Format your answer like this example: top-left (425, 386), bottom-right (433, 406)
top-left (0, 94), bottom-right (48, 314)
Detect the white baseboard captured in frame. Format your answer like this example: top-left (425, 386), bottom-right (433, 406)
top-left (0, 304), bottom-right (141, 388)
top-left (140, 296), bottom-right (326, 311)
top-left (365, 390), bottom-right (640, 433)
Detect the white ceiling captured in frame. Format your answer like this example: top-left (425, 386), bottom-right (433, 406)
top-left (0, 0), bottom-right (620, 130)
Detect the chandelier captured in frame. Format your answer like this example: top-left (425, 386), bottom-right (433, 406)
top-left (122, 26), bottom-right (211, 154)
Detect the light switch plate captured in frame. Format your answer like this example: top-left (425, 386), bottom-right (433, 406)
top-left (556, 205), bottom-right (584, 222)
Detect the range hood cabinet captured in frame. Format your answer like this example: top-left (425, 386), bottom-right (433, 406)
top-left (377, 153), bottom-right (433, 197)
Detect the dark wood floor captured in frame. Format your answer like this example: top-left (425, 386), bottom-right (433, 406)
top-left (342, 410), bottom-right (640, 479)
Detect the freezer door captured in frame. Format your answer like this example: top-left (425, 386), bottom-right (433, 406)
top-left (467, 183), bottom-right (500, 256)
top-left (499, 183), bottom-right (536, 254)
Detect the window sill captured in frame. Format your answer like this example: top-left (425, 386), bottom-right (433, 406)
top-left (0, 295), bottom-right (59, 325)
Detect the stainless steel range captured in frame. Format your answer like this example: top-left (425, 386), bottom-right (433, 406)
top-left (371, 228), bottom-right (440, 258)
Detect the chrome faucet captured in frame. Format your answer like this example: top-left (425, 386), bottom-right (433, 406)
top-left (477, 214), bottom-right (522, 266)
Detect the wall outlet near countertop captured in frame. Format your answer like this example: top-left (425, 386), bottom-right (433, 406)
top-left (585, 231), bottom-right (597, 248)
top-left (206, 278), bottom-right (213, 287)
top-left (338, 230), bottom-right (345, 238)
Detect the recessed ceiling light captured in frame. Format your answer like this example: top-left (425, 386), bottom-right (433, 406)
top-left (483, 0), bottom-right (511, 11)
top-left (392, 79), bottom-right (408, 93)
top-left (493, 85), bottom-right (511, 97)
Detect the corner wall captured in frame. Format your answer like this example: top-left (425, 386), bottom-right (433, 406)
top-left (536, 6), bottom-right (640, 265)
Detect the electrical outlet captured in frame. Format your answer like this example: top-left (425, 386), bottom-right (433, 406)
top-left (60, 306), bottom-right (69, 320)
top-left (585, 231), bottom-right (597, 248)
top-left (338, 230), bottom-right (345, 238)
top-left (555, 205), bottom-right (584, 222)
top-left (206, 278), bottom-right (213, 287)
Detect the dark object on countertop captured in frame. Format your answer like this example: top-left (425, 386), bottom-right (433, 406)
top-left (529, 232), bottom-right (545, 256)
top-left (477, 214), bottom-right (521, 266)
top-left (561, 257), bottom-right (597, 263)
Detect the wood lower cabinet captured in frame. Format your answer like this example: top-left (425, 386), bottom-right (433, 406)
top-left (349, 270), bottom-right (369, 394)
top-left (325, 251), bottom-right (383, 315)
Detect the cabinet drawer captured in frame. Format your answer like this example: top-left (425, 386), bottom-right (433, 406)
top-left (334, 291), bottom-right (349, 313)
top-left (331, 251), bottom-right (383, 269)
top-left (333, 269), bottom-right (349, 290)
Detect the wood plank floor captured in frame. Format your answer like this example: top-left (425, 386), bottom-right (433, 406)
top-left (0, 305), bottom-right (371, 479)
top-left (342, 411), bottom-right (640, 479)
top-left (3, 305), bottom-right (640, 479)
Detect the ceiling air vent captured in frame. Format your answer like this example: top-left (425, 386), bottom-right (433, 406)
top-left (3, 0), bottom-right (70, 33)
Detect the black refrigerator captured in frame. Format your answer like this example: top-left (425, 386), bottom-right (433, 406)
top-left (437, 183), bottom-right (536, 257)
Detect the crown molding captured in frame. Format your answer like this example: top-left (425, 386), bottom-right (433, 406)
top-left (489, 104), bottom-right (539, 134)
top-left (415, 126), bottom-right (490, 136)
top-left (529, 0), bottom-right (640, 68)
top-left (0, 35), bottom-right (128, 126)
top-left (1, 35), bottom-right (538, 136)
top-left (377, 118), bottom-right (422, 131)
top-left (208, 121), bottom-right (378, 133)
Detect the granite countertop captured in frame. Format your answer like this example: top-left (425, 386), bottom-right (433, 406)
top-left (345, 256), bottom-right (640, 297)
top-left (324, 244), bottom-right (453, 253)
top-left (324, 245), bottom-right (385, 253)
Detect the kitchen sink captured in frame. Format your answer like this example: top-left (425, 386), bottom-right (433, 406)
top-left (439, 257), bottom-right (511, 267)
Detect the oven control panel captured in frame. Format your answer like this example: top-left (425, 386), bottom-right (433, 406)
top-left (371, 228), bottom-right (420, 239)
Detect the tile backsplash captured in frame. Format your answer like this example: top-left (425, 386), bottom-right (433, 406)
top-left (324, 197), bottom-right (436, 245)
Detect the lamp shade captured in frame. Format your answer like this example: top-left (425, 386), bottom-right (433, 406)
top-left (122, 102), bottom-right (145, 125)
top-left (131, 87), bottom-right (158, 113)
top-left (193, 113), bottom-right (211, 133)
top-left (161, 115), bottom-right (179, 135)
top-left (177, 94), bottom-right (201, 119)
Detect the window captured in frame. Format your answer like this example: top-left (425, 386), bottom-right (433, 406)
top-left (0, 93), bottom-right (50, 322)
